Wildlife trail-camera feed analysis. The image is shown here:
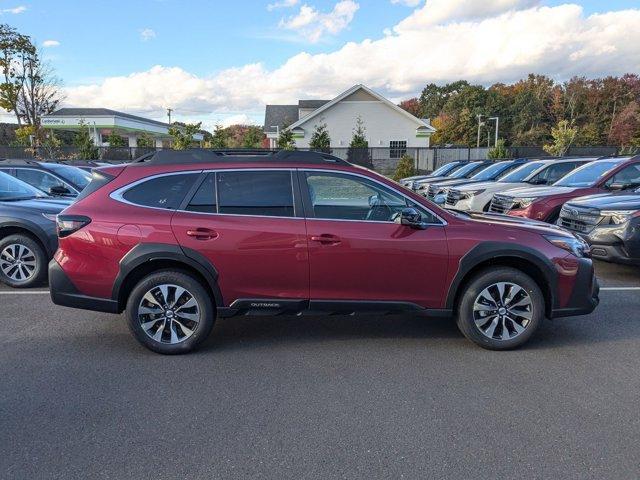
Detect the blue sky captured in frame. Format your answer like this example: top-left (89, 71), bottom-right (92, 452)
top-left (3, 0), bottom-right (640, 127)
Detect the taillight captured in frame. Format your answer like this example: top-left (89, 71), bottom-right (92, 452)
top-left (56, 215), bottom-right (91, 238)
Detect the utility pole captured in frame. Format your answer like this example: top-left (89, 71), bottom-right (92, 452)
top-left (476, 114), bottom-right (485, 148)
top-left (167, 108), bottom-right (173, 125)
top-left (488, 117), bottom-right (500, 147)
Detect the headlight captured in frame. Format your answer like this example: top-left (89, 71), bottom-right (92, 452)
top-left (544, 234), bottom-right (590, 257)
top-left (42, 213), bottom-right (57, 222)
top-left (600, 210), bottom-right (638, 225)
top-left (514, 197), bottom-right (537, 209)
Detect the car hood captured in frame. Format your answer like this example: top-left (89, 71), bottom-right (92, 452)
top-left (431, 178), bottom-right (485, 188)
top-left (499, 185), bottom-right (580, 199)
top-left (566, 192), bottom-right (640, 210)
top-left (455, 211), bottom-right (568, 236)
top-left (415, 176), bottom-right (451, 186)
top-left (0, 197), bottom-right (73, 214)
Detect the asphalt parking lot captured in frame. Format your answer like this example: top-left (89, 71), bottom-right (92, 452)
top-left (1, 261), bottom-right (639, 479)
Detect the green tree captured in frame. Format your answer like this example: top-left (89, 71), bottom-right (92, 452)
top-left (169, 122), bottom-right (201, 150)
top-left (487, 139), bottom-right (510, 159)
top-left (392, 154), bottom-right (416, 181)
top-left (309, 122), bottom-right (330, 151)
top-left (74, 120), bottom-right (99, 159)
top-left (12, 125), bottom-right (34, 146)
top-left (106, 129), bottom-right (126, 147)
top-left (136, 132), bottom-right (155, 148)
top-left (544, 120), bottom-right (578, 156)
top-left (242, 126), bottom-right (264, 148)
top-left (277, 126), bottom-right (296, 150)
top-left (206, 125), bottom-right (227, 148)
top-left (40, 130), bottom-right (62, 159)
top-left (0, 24), bottom-right (35, 125)
top-left (347, 116), bottom-right (372, 168)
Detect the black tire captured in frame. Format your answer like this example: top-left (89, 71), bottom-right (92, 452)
top-left (455, 267), bottom-right (545, 350)
top-left (0, 234), bottom-right (48, 288)
top-left (125, 270), bottom-right (216, 354)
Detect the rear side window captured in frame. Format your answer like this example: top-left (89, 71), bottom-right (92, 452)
top-left (217, 171), bottom-right (294, 217)
top-left (122, 173), bottom-right (198, 209)
top-left (186, 173), bottom-right (217, 213)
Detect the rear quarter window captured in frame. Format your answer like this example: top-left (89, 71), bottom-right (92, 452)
top-left (121, 173), bottom-right (199, 209)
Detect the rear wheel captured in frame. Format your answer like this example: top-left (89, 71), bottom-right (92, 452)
top-left (455, 267), bottom-right (545, 350)
top-left (0, 234), bottom-right (47, 288)
top-left (125, 270), bottom-right (215, 354)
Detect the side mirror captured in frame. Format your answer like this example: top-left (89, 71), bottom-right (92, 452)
top-left (49, 185), bottom-right (71, 196)
top-left (394, 207), bottom-right (428, 230)
top-left (607, 182), bottom-right (628, 191)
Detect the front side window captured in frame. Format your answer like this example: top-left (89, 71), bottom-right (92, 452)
top-left (532, 162), bottom-right (583, 185)
top-left (15, 169), bottom-right (75, 193)
top-left (499, 161), bottom-right (546, 183)
top-left (217, 171), bottom-right (295, 217)
top-left (122, 173), bottom-right (199, 209)
top-left (390, 141), bottom-right (407, 159)
top-left (47, 164), bottom-right (92, 189)
top-left (554, 160), bottom-right (621, 187)
top-left (604, 163), bottom-right (640, 189)
top-left (0, 171), bottom-right (43, 200)
top-left (304, 171), bottom-right (437, 223)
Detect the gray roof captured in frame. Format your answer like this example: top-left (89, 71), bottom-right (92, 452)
top-left (298, 100), bottom-right (330, 109)
top-left (264, 105), bottom-right (299, 134)
top-left (48, 108), bottom-right (170, 128)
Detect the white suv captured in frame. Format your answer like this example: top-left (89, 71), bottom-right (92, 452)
top-left (443, 158), bottom-right (595, 212)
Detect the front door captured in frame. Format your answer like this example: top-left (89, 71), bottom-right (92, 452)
top-left (171, 170), bottom-right (309, 306)
top-left (299, 170), bottom-right (448, 308)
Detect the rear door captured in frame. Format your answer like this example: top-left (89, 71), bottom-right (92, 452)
top-left (171, 170), bottom-right (309, 306)
top-left (299, 170), bottom-right (449, 308)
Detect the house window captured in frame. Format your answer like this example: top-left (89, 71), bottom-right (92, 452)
top-left (390, 140), bottom-right (407, 159)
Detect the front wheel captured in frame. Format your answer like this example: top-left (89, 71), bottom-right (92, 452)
top-left (455, 267), bottom-right (545, 350)
top-left (125, 270), bottom-right (216, 354)
top-left (0, 234), bottom-right (47, 288)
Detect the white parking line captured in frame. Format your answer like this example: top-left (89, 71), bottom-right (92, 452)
top-left (600, 287), bottom-right (640, 291)
top-left (0, 290), bottom-right (50, 294)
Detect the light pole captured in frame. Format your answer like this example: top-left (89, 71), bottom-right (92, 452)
top-left (488, 117), bottom-right (500, 147)
top-left (167, 107), bottom-right (173, 125)
top-left (476, 114), bottom-right (485, 148)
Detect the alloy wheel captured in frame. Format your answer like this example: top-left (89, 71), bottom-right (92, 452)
top-left (472, 282), bottom-right (533, 341)
top-left (137, 284), bottom-right (201, 344)
top-left (0, 244), bottom-right (37, 282)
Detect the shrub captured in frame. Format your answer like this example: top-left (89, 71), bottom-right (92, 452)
top-left (393, 154), bottom-right (416, 181)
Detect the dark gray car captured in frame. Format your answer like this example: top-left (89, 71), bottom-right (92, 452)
top-left (559, 189), bottom-right (640, 265)
top-left (0, 171), bottom-right (72, 287)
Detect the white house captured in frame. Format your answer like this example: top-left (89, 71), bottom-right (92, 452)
top-left (263, 84), bottom-right (435, 156)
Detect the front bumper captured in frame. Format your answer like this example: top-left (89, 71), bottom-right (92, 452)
top-left (550, 257), bottom-right (600, 319)
top-left (576, 220), bottom-right (640, 265)
top-left (49, 259), bottom-right (120, 313)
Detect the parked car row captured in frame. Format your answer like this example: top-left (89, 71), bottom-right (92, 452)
top-left (401, 155), bottom-right (640, 265)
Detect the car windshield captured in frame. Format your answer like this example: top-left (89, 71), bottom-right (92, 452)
top-left (499, 161), bottom-right (546, 183)
top-left (554, 160), bottom-right (622, 187)
top-left (450, 162), bottom-right (483, 178)
top-left (0, 170), bottom-right (45, 200)
top-left (46, 164), bottom-right (92, 188)
top-left (471, 162), bottom-right (514, 181)
top-left (430, 163), bottom-right (460, 177)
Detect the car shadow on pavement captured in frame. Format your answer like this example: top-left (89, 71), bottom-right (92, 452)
top-left (201, 314), bottom-right (464, 352)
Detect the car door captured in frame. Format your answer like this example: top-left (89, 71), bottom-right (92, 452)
top-left (299, 169), bottom-right (449, 308)
top-left (171, 170), bottom-right (309, 306)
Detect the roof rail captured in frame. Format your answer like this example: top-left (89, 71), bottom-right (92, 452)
top-left (132, 149), bottom-right (350, 166)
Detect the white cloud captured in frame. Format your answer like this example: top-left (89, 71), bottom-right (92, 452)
top-left (63, 3), bottom-right (640, 127)
top-left (42, 40), bottom-right (60, 48)
top-left (279, 1), bottom-right (359, 43)
top-left (139, 28), bottom-right (156, 41)
top-left (395, 0), bottom-right (540, 29)
top-left (267, 0), bottom-right (299, 11)
top-left (1, 5), bottom-right (26, 14)
top-left (391, 0), bottom-right (422, 6)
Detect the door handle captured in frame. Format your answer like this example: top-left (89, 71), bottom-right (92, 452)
top-left (310, 234), bottom-right (341, 245)
top-left (186, 228), bottom-right (218, 240)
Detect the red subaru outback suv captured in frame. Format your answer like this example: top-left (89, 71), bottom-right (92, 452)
top-left (489, 156), bottom-right (640, 222)
top-left (49, 150), bottom-right (599, 354)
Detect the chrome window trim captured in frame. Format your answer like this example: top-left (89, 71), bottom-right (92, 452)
top-left (109, 166), bottom-right (448, 225)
